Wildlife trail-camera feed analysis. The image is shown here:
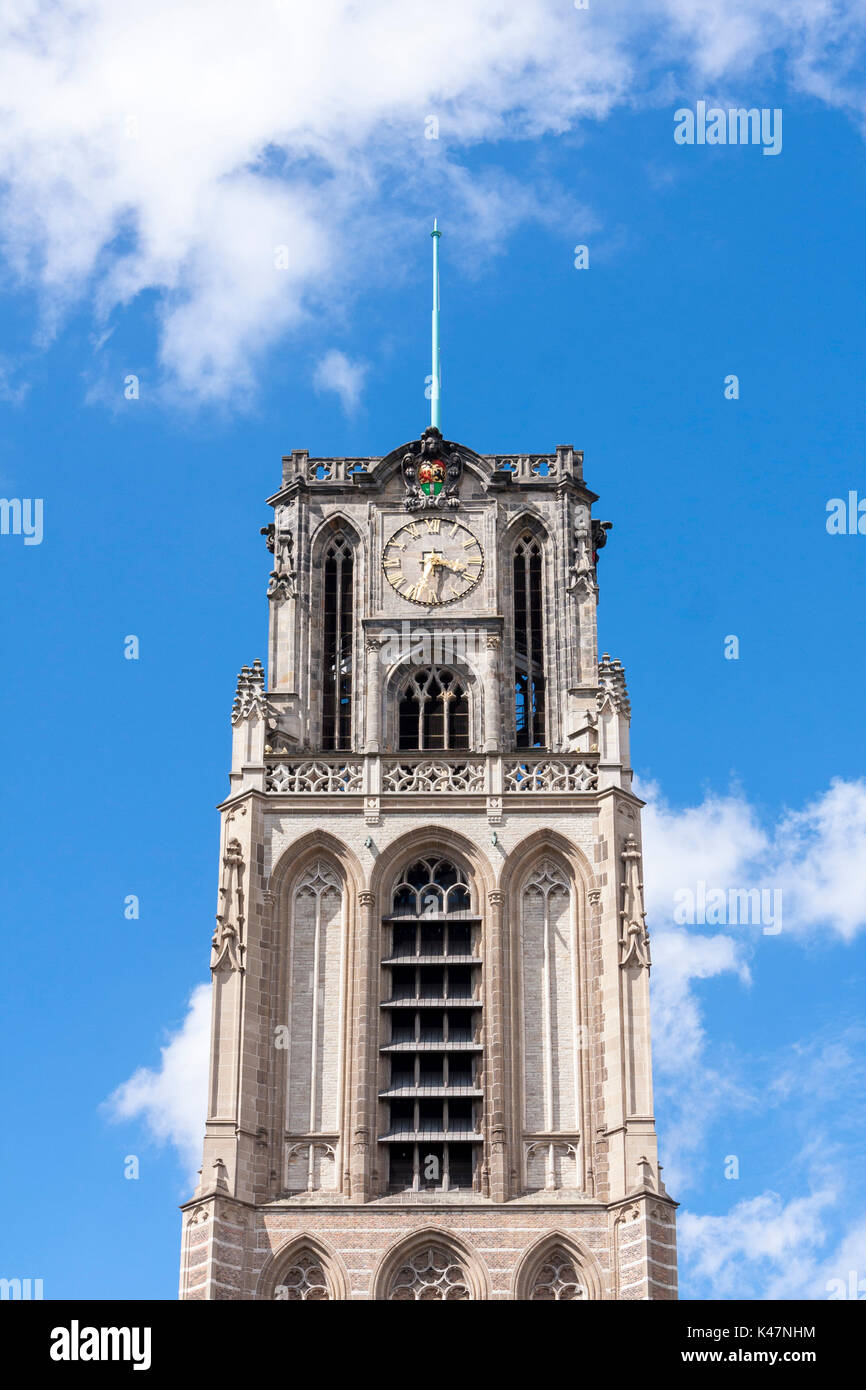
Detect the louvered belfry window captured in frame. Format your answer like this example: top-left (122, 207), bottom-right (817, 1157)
top-left (322, 534), bottom-right (353, 750)
top-left (513, 533), bottom-right (546, 748)
top-left (380, 858), bottom-right (482, 1193)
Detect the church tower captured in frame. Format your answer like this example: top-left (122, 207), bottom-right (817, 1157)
top-left (179, 237), bottom-right (677, 1302)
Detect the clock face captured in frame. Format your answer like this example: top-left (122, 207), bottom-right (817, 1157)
top-left (382, 516), bottom-right (484, 606)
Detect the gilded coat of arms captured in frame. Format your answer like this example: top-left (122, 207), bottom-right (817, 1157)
top-left (401, 426), bottom-right (463, 511)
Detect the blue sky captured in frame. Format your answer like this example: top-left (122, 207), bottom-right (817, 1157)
top-left (1, 0), bottom-right (865, 1300)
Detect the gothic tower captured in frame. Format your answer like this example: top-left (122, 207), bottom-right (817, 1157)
top-left (179, 427), bottom-right (678, 1301)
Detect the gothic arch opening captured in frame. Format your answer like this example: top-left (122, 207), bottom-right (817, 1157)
top-left (388, 1245), bottom-right (471, 1301)
top-left (527, 1247), bottom-right (584, 1300)
top-left (321, 529), bottom-right (355, 750)
top-left (380, 856), bottom-right (482, 1194)
top-left (396, 665), bottom-right (470, 751)
top-left (261, 1235), bottom-right (349, 1301)
top-left (374, 1230), bottom-right (488, 1301)
top-left (512, 530), bottom-right (546, 748)
top-left (277, 1249), bottom-right (330, 1301)
top-left (514, 1234), bottom-right (602, 1301)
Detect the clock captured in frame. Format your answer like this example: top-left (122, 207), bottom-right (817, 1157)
top-left (382, 516), bottom-right (484, 606)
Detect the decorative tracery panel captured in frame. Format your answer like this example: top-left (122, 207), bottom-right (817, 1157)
top-left (382, 759), bottom-right (484, 793)
top-left (528, 1249), bottom-right (586, 1301)
top-left (275, 1251), bottom-right (331, 1301)
top-left (397, 667), bottom-right (469, 751)
top-left (391, 857), bottom-right (472, 917)
top-left (388, 1246), bottom-right (471, 1301)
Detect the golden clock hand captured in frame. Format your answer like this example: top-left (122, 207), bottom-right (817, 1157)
top-left (413, 553), bottom-right (438, 601)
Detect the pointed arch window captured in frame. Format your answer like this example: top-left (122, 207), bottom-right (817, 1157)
top-left (381, 858), bottom-right (482, 1194)
top-left (322, 533), bottom-right (354, 750)
top-left (528, 1248), bottom-right (585, 1301)
top-left (387, 1246), bottom-right (471, 1301)
top-left (397, 667), bottom-right (469, 751)
top-left (276, 1250), bottom-right (331, 1301)
top-left (513, 533), bottom-right (545, 748)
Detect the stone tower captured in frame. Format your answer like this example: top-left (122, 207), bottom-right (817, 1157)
top-left (179, 428), bottom-right (677, 1301)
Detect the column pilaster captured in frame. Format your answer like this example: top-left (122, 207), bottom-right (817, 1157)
top-left (486, 888), bottom-right (509, 1202)
top-left (350, 890), bottom-right (378, 1200)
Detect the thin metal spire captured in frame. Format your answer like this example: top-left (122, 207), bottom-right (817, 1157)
top-left (430, 218), bottom-right (441, 430)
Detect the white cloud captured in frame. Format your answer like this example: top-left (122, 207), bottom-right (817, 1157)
top-left (637, 777), bottom-right (866, 1192)
top-left (772, 779), bottom-right (866, 942)
top-left (105, 983), bottom-right (210, 1183)
top-left (679, 1188), bottom-right (838, 1300)
top-left (650, 930), bottom-right (754, 1193)
top-left (639, 775), bottom-right (866, 943)
top-left (652, 930), bottom-right (751, 1074)
top-left (2, 1), bottom-right (866, 400)
top-left (639, 778), bottom-right (769, 919)
top-left (679, 1155), bottom-right (866, 1300)
top-left (313, 349), bottom-right (368, 413)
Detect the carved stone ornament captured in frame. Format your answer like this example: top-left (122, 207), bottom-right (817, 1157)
top-left (266, 760), bottom-right (362, 794)
top-left (266, 528), bottom-right (297, 600)
top-left (567, 525), bottom-right (597, 598)
top-left (619, 835), bottom-right (651, 969)
top-left (401, 426), bottom-right (464, 511)
top-left (597, 653), bottom-right (631, 719)
top-left (591, 518), bottom-right (612, 563)
top-left (211, 838), bottom-right (246, 973)
top-left (615, 1203), bottom-right (641, 1226)
top-left (505, 759), bottom-right (597, 792)
top-left (211, 1158), bottom-right (230, 1191)
top-left (231, 658), bottom-right (274, 724)
top-left (382, 759), bottom-right (484, 793)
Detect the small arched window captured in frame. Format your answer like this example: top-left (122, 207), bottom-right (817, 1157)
top-left (322, 533), bottom-right (354, 750)
top-left (513, 533), bottom-right (545, 748)
top-left (398, 667), bottom-right (469, 751)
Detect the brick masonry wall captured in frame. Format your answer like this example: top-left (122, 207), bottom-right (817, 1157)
top-left (180, 1192), bottom-right (677, 1299)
